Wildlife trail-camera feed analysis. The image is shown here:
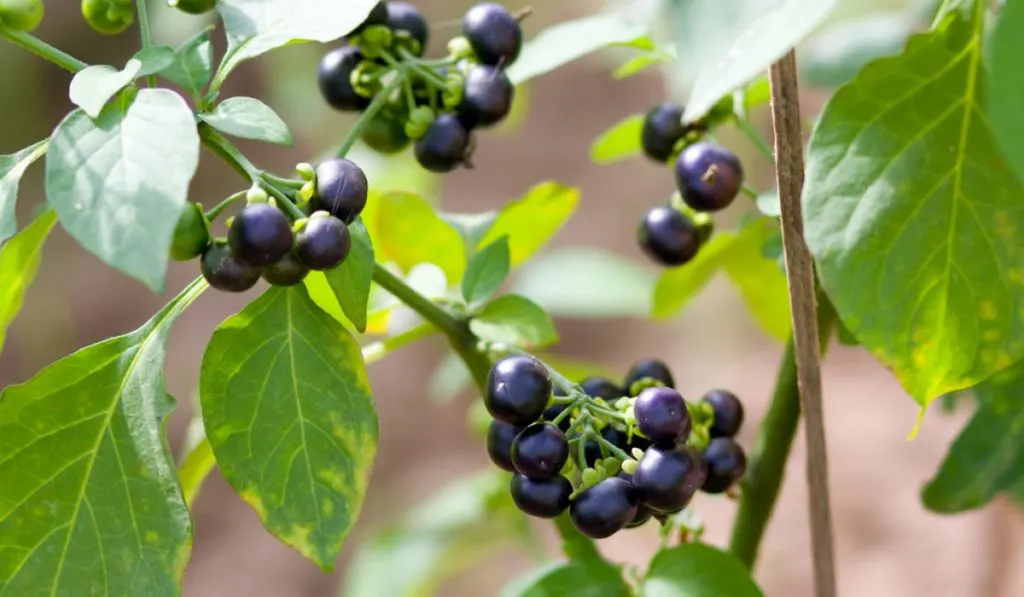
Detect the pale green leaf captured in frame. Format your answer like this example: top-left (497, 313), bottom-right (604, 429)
top-left (324, 217), bottom-right (374, 333)
top-left (304, 271), bottom-right (357, 332)
top-left (651, 234), bottom-right (739, 319)
top-left (462, 236), bottom-right (510, 305)
top-left (161, 28), bottom-right (215, 98)
top-left (373, 191), bottom-right (465, 283)
top-left (590, 114), bottom-right (643, 164)
top-left (200, 96), bottom-right (293, 146)
top-left (987, 0), bottom-right (1024, 188)
top-left (178, 435), bottom-right (216, 508)
top-left (642, 543), bottom-right (763, 596)
top-left (502, 560), bottom-right (629, 597)
top-left (614, 47), bottom-right (676, 79)
top-left (442, 210), bottom-right (498, 261)
top-left (133, 46), bottom-right (175, 77)
top-left (479, 182), bottom-right (578, 268)
top-left (0, 210), bottom-right (56, 354)
top-left (801, 12), bottom-right (917, 89)
top-left (69, 63), bottom-right (141, 119)
top-left (722, 226), bottom-right (791, 342)
top-left (470, 295), bottom-right (558, 349)
top-left (0, 139), bottom-right (47, 244)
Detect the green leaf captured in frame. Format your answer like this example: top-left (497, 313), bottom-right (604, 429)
top-left (0, 139), bottom-right (47, 244)
top-left (200, 96), bottom-right (293, 146)
top-left (513, 247), bottom-right (655, 318)
top-left (507, 14), bottom-right (649, 85)
top-left (0, 277), bottom-right (205, 596)
top-left (324, 217), bottom-right (375, 333)
top-left (590, 114), bottom-right (643, 165)
top-left (613, 47), bottom-right (676, 79)
top-left (0, 210), bottom-right (56, 354)
top-left (673, 0), bottom-right (839, 121)
top-left (470, 294), bottom-right (559, 349)
top-left (161, 28), bottom-right (215, 99)
top-left (215, 0), bottom-right (380, 85)
top-left (651, 232), bottom-right (743, 319)
top-left (46, 89), bottom-right (200, 292)
top-left (922, 362), bottom-right (1024, 513)
top-left (69, 63), bottom-right (141, 119)
top-left (801, 12), bottom-right (917, 89)
top-left (479, 182), bottom-right (578, 269)
top-left (178, 436), bottom-right (216, 508)
top-left (462, 236), bottom-right (510, 305)
top-left (442, 211), bottom-right (498, 261)
top-left (987, 0), bottom-right (1024, 188)
top-left (642, 543), bottom-right (763, 596)
top-left (373, 191), bottom-right (465, 283)
top-left (133, 46), bottom-right (176, 77)
top-left (200, 285), bottom-right (378, 570)
top-left (722, 227), bottom-right (791, 342)
top-left (803, 10), bottom-right (1024, 405)
top-left (502, 560), bottom-right (629, 597)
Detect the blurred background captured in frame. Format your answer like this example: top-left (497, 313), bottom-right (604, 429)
top-left (2, 0), bottom-right (1022, 595)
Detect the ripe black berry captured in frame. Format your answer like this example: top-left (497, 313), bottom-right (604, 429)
top-left (262, 253), bottom-right (309, 287)
top-left (638, 206), bottom-right (701, 267)
top-left (201, 241), bottom-right (262, 293)
top-left (485, 355), bottom-right (552, 426)
top-left (386, 1), bottom-right (429, 55)
top-left (570, 477), bottom-right (639, 539)
top-left (311, 158), bottom-right (369, 223)
top-left (360, 108), bottom-right (411, 154)
top-left (228, 203), bottom-right (294, 267)
top-left (295, 213), bottom-right (351, 271)
top-left (641, 103), bottom-right (687, 163)
top-left (632, 444), bottom-right (706, 512)
top-left (702, 389), bottom-right (744, 438)
top-left (580, 376), bottom-right (622, 401)
top-left (457, 65), bottom-right (514, 129)
top-left (352, 2), bottom-right (389, 35)
top-left (624, 358), bottom-right (675, 392)
top-left (626, 503), bottom-right (653, 529)
top-left (511, 473), bottom-right (572, 518)
top-left (486, 420), bottom-right (521, 472)
top-left (675, 142), bottom-right (744, 212)
top-left (462, 3), bottom-right (522, 67)
top-left (634, 386), bottom-right (691, 443)
top-left (512, 422), bottom-right (569, 479)
top-left (701, 437), bottom-right (747, 494)
top-left (414, 114), bottom-right (471, 173)
top-left (318, 45), bottom-right (371, 112)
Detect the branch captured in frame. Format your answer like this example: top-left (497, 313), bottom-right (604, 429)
top-left (768, 50), bottom-right (837, 597)
top-left (0, 28), bottom-right (87, 73)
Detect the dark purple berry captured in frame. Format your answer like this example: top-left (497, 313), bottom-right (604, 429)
top-left (580, 376), bottom-right (622, 401)
top-left (262, 253), bottom-right (309, 287)
top-left (351, 2), bottom-right (389, 35)
top-left (462, 3), bottom-right (522, 67)
top-left (311, 158), bottom-right (368, 223)
top-left (295, 213), bottom-right (351, 271)
top-left (201, 241), bottom-right (262, 293)
top-left (634, 386), bottom-right (691, 443)
top-left (512, 422), bottom-right (569, 479)
top-left (484, 355), bottom-right (551, 426)
top-left (584, 425), bottom-right (629, 467)
top-left (632, 444), bottom-right (706, 512)
top-left (511, 473), bottom-right (572, 518)
top-left (702, 389), bottom-right (744, 438)
top-left (486, 420), bottom-right (521, 472)
top-left (318, 46), bottom-right (372, 112)
top-left (675, 142), bottom-right (744, 212)
top-left (701, 438), bottom-right (747, 494)
top-left (626, 503), bottom-right (653, 529)
top-left (228, 203), bottom-right (294, 267)
top-left (457, 65), bottom-right (514, 129)
top-left (638, 206), bottom-right (701, 267)
top-left (624, 358), bottom-right (675, 392)
top-left (414, 114), bottom-right (471, 173)
top-left (570, 477), bottom-right (639, 539)
top-left (386, 2), bottom-right (429, 55)
top-left (641, 103), bottom-right (687, 163)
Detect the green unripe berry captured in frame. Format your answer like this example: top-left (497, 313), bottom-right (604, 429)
top-left (170, 202), bottom-right (211, 261)
top-left (0, 0), bottom-right (44, 32)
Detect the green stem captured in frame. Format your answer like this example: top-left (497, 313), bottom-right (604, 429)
top-left (335, 72), bottom-right (407, 158)
top-left (734, 116), bottom-right (775, 163)
top-left (396, 46), bottom-right (448, 86)
top-left (0, 29), bottom-right (87, 73)
top-left (362, 322), bottom-right (437, 364)
top-left (198, 124), bottom-right (260, 181)
top-left (261, 172), bottom-right (305, 189)
top-left (262, 183), bottom-right (306, 220)
top-left (135, 0), bottom-right (155, 87)
top-left (204, 191), bottom-right (246, 221)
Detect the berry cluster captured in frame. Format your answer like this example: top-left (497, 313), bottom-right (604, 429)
top-left (635, 103), bottom-right (745, 268)
top-left (317, 1), bottom-right (522, 172)
top-left (484, 355), bottom-right (748, 539)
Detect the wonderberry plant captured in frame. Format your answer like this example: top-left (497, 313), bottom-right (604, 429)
top-left (1, 0), bottom-right (1022, 595)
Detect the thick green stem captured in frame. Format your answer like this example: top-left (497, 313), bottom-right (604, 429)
top-left (0, 29), bottom-right (87, 72)
top-left (135, 0), bottom-right (156, 87)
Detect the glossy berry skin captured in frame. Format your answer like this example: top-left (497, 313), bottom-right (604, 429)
top-left (632, 444), bottom-right (706, 512)
top-left (361, 109), bottom-right (411, 154)
top-left (675, 142), bottom-right (744, 212)
top-left (414, 114), bottom-right (471, 173)
top-left (626, 503), bottom-right (653, 529)
top-left (311, 159), bottom-right (368, 223)
top-left (701, 437), bottom-right (747, 494)
top-left (352, 1), bottom-right (389, 35)
top-left (318, 46), bottom-right (371, 112)
top-left (201, 241), bottom-right (261, 293)
top-left (634, 386), bottom-right (691, 443)
top-left (486, 420), bottom-right (522, 472)
top-left (81, 0), bottom-right (133, 35)
top-left (512, 422), bottom-right (569, 479)
top-left (457, 65), bottom-right (514, 129)
top-left (638, 206), bottom-right (701, 267)
top-left (386, 2), bottom-right (429, 55)
top-left (511, 474), bottom-right (572, 518)
top-left (295, 213), bottom-right (351, 271)
top-left (228, 203), bottom-right (294, 267)
top-left (624, 358), bottom-right (675, 392)
top-left (641, 103), bottom-right (687, 163)
top-left (570, 477), bottom-right (639, 539)
top-left (462, 3), bottom-right (522, 67)
top-left (703, 389), bottom-right (744, 438)
top-left (262, 253), bottom-right (309, 287)
top-left (580, 376), bottom-right (622, 401)
top-left (485, 355), bottom-right (552, 426)
top-left (584, 425), bottom-right (629, 467)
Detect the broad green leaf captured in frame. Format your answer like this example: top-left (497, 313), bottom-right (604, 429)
top-left (215, 0), bottom-right (380, 85)
top-left (0, 139), bottom-right (47, 244)
top-left (801, 12), bottom-right (917, 89)
top-left (200, 286), bottom-right (378, 570)
top-left (374, 191), bottom-right (465, 283)
top-left (0, 210), bottom-right (56, 354)
top-left (46, 89), bottom-right (200, 292)
top-left (922, 362), bottom-right (1024, 513)
top-left (324, 217), bottom-right (375, 333)
top-left (469, 294), bottom-right (558, 349)
top-left (590, 114), bottom-right (643, 165)
top-left (442, 210), bottom-right (498, 261)
top-left (0, 277), bottom-right (205, 596)
top-left (673, 0), bottom-right (839, 121)
top-left (803, 10), bottom-right (1024, 404)
top-left (502, 560), bottom-right (629, 597)
top-left (304, 271), bottom-right (358, 333)
top-left (514, 247), bottom-right (656, 318)
top-left (652, 233), bottom-right (740, 319)
top-left (507, 14), bottom-right (649, 85)
top-left (642, 543), bottom-right (763, 596)
top-left (614, 47), bottom-right (676, 79)
top-left (133, 46), bottom-right (176, 77)
top-left (200, 96), bottom-right (293, 146)
top-left (69, 63), bottom-right (141, 119)
top-left (987, 0), bottom-right (1024, 188)
top-left (479, 182), bottom-right (578, 268)
top-left (161, 28), bottom-right (215, 99)
top-left (462, 236), bottom-right (510, 305)
top-left (723, 227), bottom-right (791, 342)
